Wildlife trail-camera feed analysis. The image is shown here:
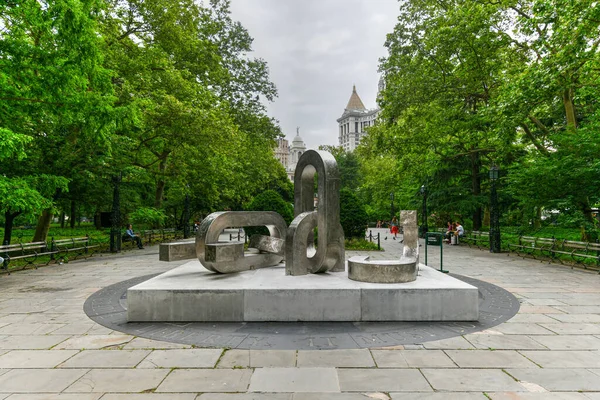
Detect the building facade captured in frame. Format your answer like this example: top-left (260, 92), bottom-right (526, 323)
top-left (337, 84), bottom-right (380, 152)
top-left (274, 138), bottom-right (289, 169)
top-left (273, 127), bottom-right (308, 181)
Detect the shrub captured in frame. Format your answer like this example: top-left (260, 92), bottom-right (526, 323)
top-left (340, 188), bottom-right (368, 238)
top-left (245, 190), bottom-right (293, 237)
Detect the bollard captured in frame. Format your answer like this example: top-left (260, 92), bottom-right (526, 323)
top-left (377, 233), bottom-right (380, 250)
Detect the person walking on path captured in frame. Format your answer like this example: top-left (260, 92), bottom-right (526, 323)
top-left (390, 216), bottom-right (399, 240)
top-left (125, 224), bottom-right (144, 249)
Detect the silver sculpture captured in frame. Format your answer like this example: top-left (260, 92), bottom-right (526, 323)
top-left (347, 210), bottom-right (419, 283)
top-left (286, 150), bottom-right (345, 275)
top-left (196, 211), bottom-right (287, 273)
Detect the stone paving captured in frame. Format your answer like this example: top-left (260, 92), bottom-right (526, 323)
top-left (0, 228), bottom-right (599, 398)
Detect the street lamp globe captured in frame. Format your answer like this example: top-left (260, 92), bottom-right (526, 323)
top-left (489, 164), bottom-right (499, 180)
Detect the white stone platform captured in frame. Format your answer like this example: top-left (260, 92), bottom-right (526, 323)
top-left (127, 260), bottom-right (479, 322)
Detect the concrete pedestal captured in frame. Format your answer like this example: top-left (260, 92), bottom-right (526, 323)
top-left (127, 261), bottom-right (478, 322)
top-left (159, 240), bottom-right (196, 262)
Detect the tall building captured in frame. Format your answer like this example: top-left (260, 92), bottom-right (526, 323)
top-left (273, 127), bottom-right (308, 181)
top-left (288, 127), bottom-right (306, 180)
top-left (274, 138), bottom-right (289, 169)
top-left (337, 85), bottom-right (380, 152)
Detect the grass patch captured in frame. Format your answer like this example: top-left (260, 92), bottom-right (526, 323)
top-left (345, 237), bottom-right (381, 251)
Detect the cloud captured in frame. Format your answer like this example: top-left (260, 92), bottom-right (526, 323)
top-left (229, 0), bottom-right (400, 149)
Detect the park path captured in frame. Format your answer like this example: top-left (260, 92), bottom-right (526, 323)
top-left (0, 229), bottom-right (599, 399)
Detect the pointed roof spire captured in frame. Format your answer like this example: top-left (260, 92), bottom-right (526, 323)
top-left (346, 85), bottom-right (366, 110)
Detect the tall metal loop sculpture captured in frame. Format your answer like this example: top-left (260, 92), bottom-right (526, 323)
top-left (286, 150), bottom-right (345, 275)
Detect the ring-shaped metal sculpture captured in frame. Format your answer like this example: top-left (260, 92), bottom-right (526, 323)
top-left (348, 210), bottom-right (419, 283)
top-left (286, 150), bottom-right (345, 275)
top-left (196, 211), bottom-right (287, 273)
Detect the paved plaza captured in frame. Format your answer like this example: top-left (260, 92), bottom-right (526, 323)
top-left (1, 228), bottom-right (600, 399)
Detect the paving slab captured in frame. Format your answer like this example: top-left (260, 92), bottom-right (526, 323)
top-left (54, 335), bottom-right (134, 350)
top-left (250, 350), bottom-right (297, 367)
top-left (505, 314), bottom-right (559, 324)
top-left (50, 323), bottom-right (95, 335)
top-left (464, 334), bottom-right (547, 350)
top-left (197, 395), bottom-right (292, 400)
top-left (519, 350), bottom-right (600, 368)
top-left (492, 323), bottom-right (555, 335)
top-left (371, 349), bottom-right (455, 368)
top-left (249, 368), bottom-right (339, 392)
top-left (421, 368), bottom-right (526, 392)
top-left (488, 392), bottom-right (590, 399)
top-left (64, 369), bottom-right (169, 392)
top-left (297, 350), bottom-right (374, 367)
top-left (157, 369), bottom-right (252, 392)
top-left (539, 323), bottom-right (600, 335)
top-left (422, 336), bottom-right (475, 350)
top-left (337, 369), bottom-right (431, 392)
top-left (4, 394), bottom-right (102, 400)
top-left (123, 337), bottom-right (192, 349)
top-left (0, 350), bottom-right (79, 368)
top-left (445, 350), bottom-right (539, 368)
top-left (547, 314), bottom-right (600, 323)
top-left (216, 349), bottom-right (249, 368)
top-left (136, 349), bottom-right (222, 368)
top-left (0, 323), bottom-right (65, 335)
top-left (390, 394), bottom-right (487, 400)
top-left (58, 349), bottom-right (150, 368)
top-left (0, 368), bottom-right (88, 393)
top-left (293, 395), bottom-right (381, 400)
top-left (0, 335), bottom-right (70, 350)
top-left (506, 368), bottom-right (600, 391)
top-left (530, 335), bottom-right (600, 350)
top-left (100, 394), bottom-right (196, 400)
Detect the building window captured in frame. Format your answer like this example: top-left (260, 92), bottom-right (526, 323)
top-left (355, 122), bottom-right (358, 132)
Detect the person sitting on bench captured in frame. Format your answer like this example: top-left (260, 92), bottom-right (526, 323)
top-left (124, 224), bottom-right (144, 249)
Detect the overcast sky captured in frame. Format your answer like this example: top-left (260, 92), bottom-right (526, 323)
top-left (228, 0), bottom-right (400, 149)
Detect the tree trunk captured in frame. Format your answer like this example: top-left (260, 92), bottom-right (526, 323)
top-left (154, 158), bottom-right (168, 209)
top-left (483, 207), bottom-right (490, 228)
top-left (60, 211), bottom-right (65, 228)
top-left (69, 200), bottom-right (76, 229)
top-left (3, 210), bottom-right (21, 245)
top-left (563, 88), bottom-right (577, 130)
top-left (94, 209), bottom-right (102, 230)
top-left (533, 207), bottom-right (542, 229)
top-left (471, 152), bottom-right (482, 230)
top-left (32, 209), bottom-right (53, 242)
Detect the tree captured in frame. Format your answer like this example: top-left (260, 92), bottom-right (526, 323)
top-left (0, 0), bottom-right (113, 243)
top-left (340, 188), bottom-right (368, 238)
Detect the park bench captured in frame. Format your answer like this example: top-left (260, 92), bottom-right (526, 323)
top-left (142, 228), bottom-right (182, 245)
top-left (462, 231), bottom-right (490, 249)
top-left (546, 240), bottom-right (600, 268)
top-left (50, 236), bottom-right (99, 261)
top-left (507, 236), bottom-right (555, 259)
top-left (0, 241), bottom-right (54, 272)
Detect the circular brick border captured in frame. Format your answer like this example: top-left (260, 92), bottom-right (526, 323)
top-left (84, 273), bottom-right (519, 350)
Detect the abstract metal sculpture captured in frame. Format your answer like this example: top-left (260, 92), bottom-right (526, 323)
top-left (196, 211), bottom-right (287, 273)
top-left (347, 210), bottom-right (419, 283)
top-left (286, 150), bottom-right (345, 275)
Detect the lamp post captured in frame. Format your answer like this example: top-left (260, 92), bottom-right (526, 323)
top-left (390, 192), bottom-right (394, 222)
top-left (489, 164), bottom-right (501, 253)
top-left (420, 184), bottom-right (428, 238)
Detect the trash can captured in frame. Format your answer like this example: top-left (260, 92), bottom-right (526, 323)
top-left (451, 235), bottom-right (458, 245)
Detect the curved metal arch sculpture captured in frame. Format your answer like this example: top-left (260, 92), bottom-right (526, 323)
top-left (196, 211), bottom-right (287, 274)
top-left (286, 150), bottom-right (345, 275)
